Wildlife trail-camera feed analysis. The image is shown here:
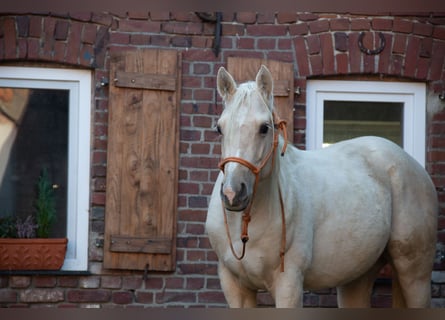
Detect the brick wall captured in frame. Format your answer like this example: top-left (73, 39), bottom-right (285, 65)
top-left (0, 11), bottom-right (444, 308)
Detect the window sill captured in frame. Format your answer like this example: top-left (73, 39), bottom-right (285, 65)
top-left (0, 270), bottom-right (91, 276)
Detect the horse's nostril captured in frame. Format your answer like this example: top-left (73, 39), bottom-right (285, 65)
top-left (240, 183), bottom-right (247, 197)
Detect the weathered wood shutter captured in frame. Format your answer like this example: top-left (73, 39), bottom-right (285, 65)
top-left (104, 49), bottom-right (181, 271)
top-left (227, 57), bottom-right (294, 141)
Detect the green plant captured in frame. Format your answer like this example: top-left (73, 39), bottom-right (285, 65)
top-left (0, 216), bottom-right (17, 238)
top-left (34, 168), bottom-right (57, 238)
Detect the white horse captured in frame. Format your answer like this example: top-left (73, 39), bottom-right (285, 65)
top-left (206, 65), bottom-right (438, 308)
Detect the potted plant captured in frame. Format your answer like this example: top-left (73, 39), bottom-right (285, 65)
top-left (0, 168), bottom-right (68, 271)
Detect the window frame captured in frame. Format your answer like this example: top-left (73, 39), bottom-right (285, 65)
top-left (0, 66), bottom-right (91, 271)
top-left (306, 80), bottom-right (427, 167)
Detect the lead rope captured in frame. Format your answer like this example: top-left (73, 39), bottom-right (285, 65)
top-left (220, 112), bottom-right (288, 272)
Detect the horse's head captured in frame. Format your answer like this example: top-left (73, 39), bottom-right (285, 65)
top-left (216, 65), bottom-right (277, 212)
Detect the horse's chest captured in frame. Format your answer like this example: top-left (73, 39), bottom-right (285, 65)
top-left (224, 245), bottom-right (278, 290)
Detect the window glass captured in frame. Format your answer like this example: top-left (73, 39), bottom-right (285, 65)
top-left (0, 88), bottom-right (68, 238)
top-left (323, 101), bottom-right (404, 147)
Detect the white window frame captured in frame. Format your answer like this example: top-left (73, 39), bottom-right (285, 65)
top-left (306, 80), bottom-right (427, 167)
top-left (0, 66), bottom-right (91, 271)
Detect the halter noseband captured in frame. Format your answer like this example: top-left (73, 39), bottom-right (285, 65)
top-left (218, 111), bottom-right (288, 272)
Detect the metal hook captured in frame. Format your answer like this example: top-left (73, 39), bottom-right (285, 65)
top-left (358, 32), bottom-right (386, 55)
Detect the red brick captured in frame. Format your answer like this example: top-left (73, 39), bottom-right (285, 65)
top-left (334, 32), bottom-right (348, 51)
top-left (80, 44), bottom-right (94, 66)
top-left (306, 35), bottom-right (320, 54)
top-left (29, 15), bottom-right (42, 37)
top-left (236, 12), bottom-right (257, 24)
top-left (135, 291), bottom-right (154, 303)
top-left (330, 18), bottom-right (349, 31)
top-left (144, 277), bottom-right (163, 290)
top-left (20, 289), bottom-right (64, 303)
top-left (278, 38), bottom-right (292, 50)
top-left (372, 18), bottom-right (393, 31)
top-left (378, 34), bottom-right (392, 74)
top-left (172, 12), bottom-right (200, 22)
top-left (27, 38), bottom-right (40, 59)
top-left (150, 34), bottom-right (170, 46)
top-left (91, 12), bottom-right (113, 26)
top-left (54, 20), bottom-right (69, 40)
top-left (162, 21), bottom-right (201, 35)
top-left (34, 276), bottom-right (57, 288)
top-left (58, 276), bottom-right (79, 288)
top-left (420, 38), bottom-right (433, 58)
top-left (0, 290), bottom-right (17, 303)
top-left (82, 23), bottom-right (96, 44)
top-left (429, 41), bottom-right (445, 80)
top-left (320, 33), bottom-right (335, 75)
top-left (413, 22), bottom-right (433, 36)
top-left (363, 54), bottom-right (375, 73)
top-left (277, 12), bottom-right (298, 24)
top-left (119, 19), bottom-right (160, 33)
top-left (122, 276), bottom-right (143, 290)
top-left (393, 18), bottom-right (413, 33)
top-left (53, 41), bottom-right (66, 61)
top-left (351, 18), bottom-right (370, 30)
top-left (198, 291), bottom-right (226, 304)
top-left (156, 291), bottom-right (196, 304)
top-left (257, 38), bottom-right (276, 50)
top-left (433, 25), bottom-right (445, 40)
top-left (289, 23), bottom-right (308, 35)
top-left (66, 22), bottom-right (82, 64)
top-left (308, 20), bottom-right (329, 34)
top-left (186, 277), bottom-right (205, 290)
top-left (67, 289), bottom-right (111, 303)
top-left (222, 23), bottom-right (244, 36)
top-left (298, 13), bottom-right (319, 21)
top-left (310, 55), bottom-right (323, 75)
top-left (404, 36), bottom-right (421, 78)
top-left (348, 33), bottom-right (361, 73)
top-left (336, 53), bottom-right (349, 74)
top-left (112, 291), bottom-right (133, 304)
top-left (246, 25), bottom-right (287, 36)
top-left (16, 15), bottom-right (29, 37)
top-left (3, 18), bottom-right (17, 59)
top-left (294, 37), bottom-right (310, 76)
top-left (389, 55), bottom-right (403, 75)
top-left (392, 34), bottom-right (407, 54)
top-left (257, 12), bottom-right (275, 24)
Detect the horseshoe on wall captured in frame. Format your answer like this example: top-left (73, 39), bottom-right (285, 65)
top-left (358, 32), bottom-right (386, 55)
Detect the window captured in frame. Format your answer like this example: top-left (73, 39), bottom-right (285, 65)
top-left (306, 80), bottom-right (426, 167)
top-left (0, 66), bottom-right (91, 271)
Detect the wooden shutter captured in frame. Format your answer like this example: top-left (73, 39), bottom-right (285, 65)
top-left (104, 49), bottom-right (181, 271)
top-left (227, 57), bottom-right (294, 141)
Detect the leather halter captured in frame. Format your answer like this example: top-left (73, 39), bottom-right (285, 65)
top-left (218, 111), bottom-right (288, 272)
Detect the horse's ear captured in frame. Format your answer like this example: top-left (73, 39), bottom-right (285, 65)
top-left (217, 67), bottom-right (236, 101)
top-left (256, 65), bottom-right (274, 101)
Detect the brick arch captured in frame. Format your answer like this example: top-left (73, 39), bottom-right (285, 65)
top-left (0, 14), bottom-right (110, 69)
top-left (293, 19), bottom-right (445, 93)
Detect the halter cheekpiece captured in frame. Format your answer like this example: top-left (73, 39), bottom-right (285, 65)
top-left (218, 111), bottom-right (288, 272)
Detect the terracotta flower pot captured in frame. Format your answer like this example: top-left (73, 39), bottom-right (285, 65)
top-left (0, 238), bottom-right (68, 270)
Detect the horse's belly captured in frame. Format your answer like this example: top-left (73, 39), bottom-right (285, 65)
top-left (303, 193), bottom-right (391, 290)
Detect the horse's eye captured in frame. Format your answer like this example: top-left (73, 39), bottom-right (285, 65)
top-left (216, 125), bottom-right (222, 135)
top-left (259, 123), bottom-right (270, 135)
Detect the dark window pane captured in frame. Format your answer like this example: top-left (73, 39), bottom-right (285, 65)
top-left (323, 101), bottom-right (403, 147)
top-left (0, 88), bottom-right (68, 238)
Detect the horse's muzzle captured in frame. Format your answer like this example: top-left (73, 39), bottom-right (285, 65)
top-left (220, 182), bottom-right (250, 212)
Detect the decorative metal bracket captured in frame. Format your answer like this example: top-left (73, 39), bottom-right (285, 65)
top-left (196, 12), bottom-right (223, 57)
top-left (358, 32), bottom-right (385, 55)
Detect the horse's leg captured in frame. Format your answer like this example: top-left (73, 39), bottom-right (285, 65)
top-left (388, 249), bottom-right (433, 308)
top-left (218, 262), bottom-right (257, 308)
top-left (390, 268), bottom-right (406, 308)
top-left (337, 258), bottom-right (386, 307)
top-left (273, 270), bottom-right (304, 307)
